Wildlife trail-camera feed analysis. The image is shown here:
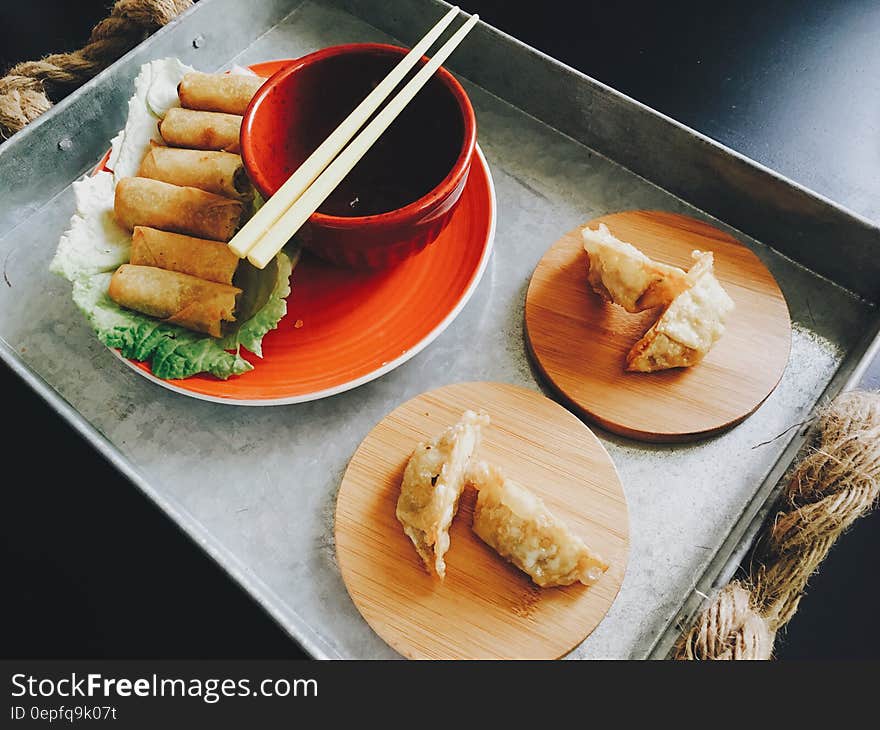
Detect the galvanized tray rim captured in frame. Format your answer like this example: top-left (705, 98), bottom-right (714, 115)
top-left (1, 0), bottom-right (876, 660)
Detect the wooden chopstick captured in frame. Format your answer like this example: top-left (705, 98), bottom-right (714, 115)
top-left (228, 5), bottom-right (463, 259)
top-left (246, 12), bottom-right (480, 269)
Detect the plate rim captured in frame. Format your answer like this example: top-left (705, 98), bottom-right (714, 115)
top-left (112, 144), bottom-right (497, 406)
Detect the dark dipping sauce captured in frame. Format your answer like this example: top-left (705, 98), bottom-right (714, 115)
top-left (276, 50), bottom-right (465, 217)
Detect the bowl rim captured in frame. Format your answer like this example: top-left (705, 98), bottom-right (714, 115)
top-left (240, 43), bottom-right (477, 229)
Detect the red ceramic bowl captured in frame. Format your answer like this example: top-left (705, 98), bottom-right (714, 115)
top-left (241, 44), bottom-right (477, 268)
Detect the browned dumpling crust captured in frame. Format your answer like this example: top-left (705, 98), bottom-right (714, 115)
top-left (396, 411), bottom-right (489, 578)
top-left (627, 251), bottom-right (734, 372)
top-left (582, 223), bottom-right (688, 312)
top-left (469, 461), bottom-right (608, 588)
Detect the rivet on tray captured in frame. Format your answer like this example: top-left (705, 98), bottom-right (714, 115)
top-left (57, 138), bottom-right (73, 151)
top-left (192, 34), bottom-right (204, 49)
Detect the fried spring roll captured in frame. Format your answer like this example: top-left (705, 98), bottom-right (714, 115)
top-left (114, 177), bottom-right (243, 242)
top-left (109, 264), bottom-right (241, 338)
top-left (137, 147), bottom-right (253, 200)
top-left (130, 226), bottom-right (240, 285)
top-left (159, 107), bottom-right (242, 152)
top-left (178, 71), bottom-right (264, 115)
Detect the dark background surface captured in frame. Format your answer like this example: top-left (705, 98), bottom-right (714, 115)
top-left (2, 0), bottom-right (878, 660)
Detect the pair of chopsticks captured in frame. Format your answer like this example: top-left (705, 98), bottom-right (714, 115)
top-left (230, 6), bottom-right (479, 269)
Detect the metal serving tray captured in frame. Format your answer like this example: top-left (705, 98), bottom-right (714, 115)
top-left (1, 0), bottom-right (877, 659)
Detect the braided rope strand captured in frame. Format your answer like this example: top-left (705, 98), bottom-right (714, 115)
top-left (0, 0), bottom-right (192, 139)
top-left (675, 390), bottom-right (880, 659)
top-left (675, 583), bottom-right (774, 660)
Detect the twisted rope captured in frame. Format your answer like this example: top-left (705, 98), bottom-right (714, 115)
top-left (675, 390), bottom-right (880, 659)
top-left (0, 0), bottom-right (192, 139)
top-left (675, 582), bottom-right (774, 660)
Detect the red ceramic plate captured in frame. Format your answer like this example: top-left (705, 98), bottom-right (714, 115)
top-left (102, 60), bottom-right (496, 405)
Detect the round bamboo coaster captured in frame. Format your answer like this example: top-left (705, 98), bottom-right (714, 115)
top-left (525, 210), bottom-right (791, 442)
top-left (335, 381), bottom-right (629, 660)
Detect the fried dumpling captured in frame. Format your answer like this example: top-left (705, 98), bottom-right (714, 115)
top-left (582, 223), bottom-right (688, 312)
top-left (396, 411), bottom-right (489, 579)
top-left (626, 250), bottom-right (735, 372)
top-left (468, 461), bottom-right (608, 588)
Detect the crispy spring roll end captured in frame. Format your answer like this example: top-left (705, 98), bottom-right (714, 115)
top-left (114, 177), bottom-right (243, 241)
top-left (137, 147), bottom-right (252, 200)
top-left (130, 226), bottom-right (240, 285)
top-left (178, 71), bottom-right (265, 115)
top-left (233, 165), bottom-right (253, 198)
top-left (108, 264), bottom-right (241, 338)
top-left (158, 107), bottom-right (242, 153)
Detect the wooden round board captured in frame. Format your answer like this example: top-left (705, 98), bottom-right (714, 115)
top-left (335, 381), bottom-right (629, 660)
top-left (525, 211), bottom-right (791, 442)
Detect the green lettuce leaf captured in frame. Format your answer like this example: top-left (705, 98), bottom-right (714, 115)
top-left (53, 61), bottom-right (297, 382)
top-left (70, 249), bottom-right (296, 381)
top-left (220, 247), bottom-right (297, 358)
top-left (72, 273), bottom-right (251, 380)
